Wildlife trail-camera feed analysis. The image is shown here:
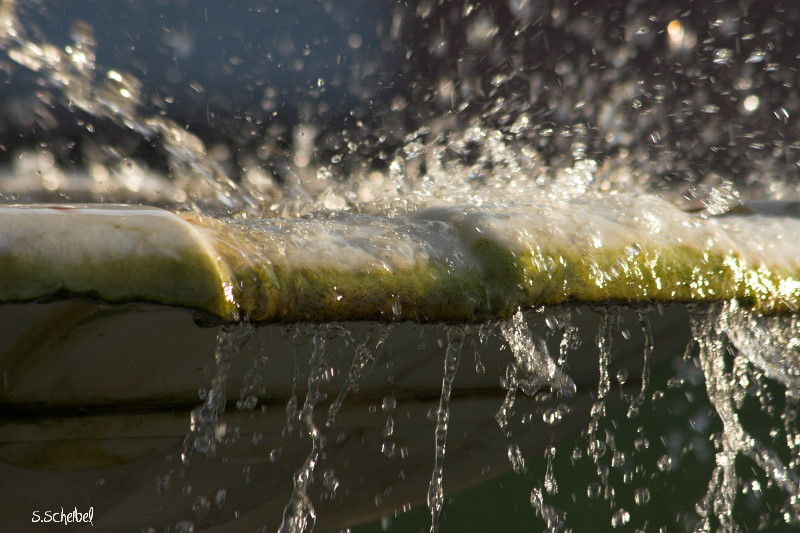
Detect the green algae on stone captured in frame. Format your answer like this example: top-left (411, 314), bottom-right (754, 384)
top-left (0, 205), bottom-right (236, 319)
top-left (3, 199), bottom-right (800, 322)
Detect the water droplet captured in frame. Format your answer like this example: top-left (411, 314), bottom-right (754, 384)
top-left (612, 451), bottom-right (627, 468)
top-left (237, 395), bottom-right (258, 410)
top-left (713, 48), bottom-right (733, 65)
top-left (611, 508), bottom-right (630, 527)
top-left (381, 441), bottom-right (395, 458)
top-left (322, 468), bottom-right (340, 500)
top-left (382, 394), bottom-right (397, 412)
top-left (745, 50), bottom-right (766, 63)
top-left (656, 455), bottom-right (672, 472)
top-left (507, 442), bottom-right (526, 474)
top-left (587, 482), bottom-right (602, 499)
top-left (542, 406), bottom-right (562, 425)
top-left (383, 415), bottom-right (395, 437)
top-left (192, 495), bottom-right (210, 517)
top-left (175, 520), bottom-right (195, 533)
top-left (634, 487), bottom-right (650, 506)
top-left (215, 488), bottom-right (226, 508)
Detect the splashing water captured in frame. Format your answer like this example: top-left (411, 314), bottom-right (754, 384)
top-left (692, 304), bottom-right (800, 532)
top-left (327, 324), bottom-right (391, 428)
top-left (497, 309), bottom-right (576, 473)
top-left (427, 326), bottom-right (465, 533)
top-left (183, 323), bottom-right (254, 462)
top-left (3, 2), bottom-right (800, 533)
top-left (278, 326), bottom-right (336, 533)
top-left (626, 308), bottom-right (653, 419)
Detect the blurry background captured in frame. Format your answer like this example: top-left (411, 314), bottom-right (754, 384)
top-left (1, 0), bottom-right (799, 205)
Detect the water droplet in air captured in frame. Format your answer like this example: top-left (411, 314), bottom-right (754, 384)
top-left (382, 394), bottom-right (397, 412)
top-left (381, 441), bottom-right (395, 458)
top-left (745, 50), bottom-right (766, 63)
top-left (611, 509), bottom-right (630, 527)
top-left (383, 415), bottom-right (395, 437)
top-left (713, 48), bottom-right (733, 65)
top-left (192, 495), bottom-right (210, 517)
top-left (542, 407), bottom-right (562, 425)
top-left (634, 487), bottom-right (650, 506)
top-left (508, 442), bottom-right (526, 474)
top-left (175, 520), bottom-right (195, 533)
top-left (237, 395), bottom-right (258, 410)
top-left (156, 473), bottom-right (171, 494)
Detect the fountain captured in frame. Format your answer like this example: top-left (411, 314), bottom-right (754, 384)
top-left (1, 1), bottom-right (800, 532)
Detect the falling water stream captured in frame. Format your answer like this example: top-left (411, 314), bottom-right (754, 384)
top-left (2, 1), bottom-right (800, 532)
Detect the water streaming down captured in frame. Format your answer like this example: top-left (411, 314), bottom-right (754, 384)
top-left (497, 309), bottom-right (575, 474)
top-left (427, 326), bottom-right (464, 533)
top-left (692, 304), bottom-right (800, 531)
top-left (278, 326), bottom-right (333, 533)
top-left (326, 325), bottom-right (391, 429)
top-left (2, 2), bottom-right (800, 532)
top-left (183, 323), bottom-right (255, 462)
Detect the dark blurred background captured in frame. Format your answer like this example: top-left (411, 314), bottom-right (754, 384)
top-left (1, 0), bottom-right (799, 193)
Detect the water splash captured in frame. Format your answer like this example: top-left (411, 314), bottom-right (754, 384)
top-left (692, 303), bottom-right (800, 532)
top-left (626, 308), bottom-right (653, 418)
top-left (278, 325), bottom-right (336, 533)
top-left (531, 486), bottom-right (566, 533)
top-left (3, 2), bottom-right (800, 532)
top-left (326, 324), bottom-right (391, 428)
top-left (497, 309), bottom-right (575, 473)
top-left (427, 326), bottom-right (465, 533)
top-left (237, 337), bottom-right (270, 411)
top-left (183, 322), bottom-right (254, 462)
top-left (0, 2), bottom-right (250, 211)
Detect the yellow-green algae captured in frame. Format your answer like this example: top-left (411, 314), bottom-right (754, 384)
top-left (186, 209), bottom-right (800, 322)
top-left (1, 202), bottom-right (799, 323)
top-left (0, 205), bottom-right (237, 320)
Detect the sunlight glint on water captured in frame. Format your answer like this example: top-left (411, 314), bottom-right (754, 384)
top-left (2, 2), bottom-right (800, 532)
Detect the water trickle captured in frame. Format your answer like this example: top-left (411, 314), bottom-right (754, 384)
top-left (278, 325), bottom-right (336, 533)
top-left (427, 326), bottom-right (465, 533)
top-left (497, 309), bottom-right (575, 473)
top-left (183, 323), bottom-right (254, 463)
top-left (237, 337), bottom-right (270, 411)
top-left (627, 309), bottom-right (653, 419)
top-left (544, 445), bottom-right (558, 495)
top-left (530, 486), bottom-right (567, 533)
top-left (594, 307), bottom-right (618, 404)
top-left (327, 325), bottom-right (391, 428)
top-left (692, 303), bottom-right (800, 532)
